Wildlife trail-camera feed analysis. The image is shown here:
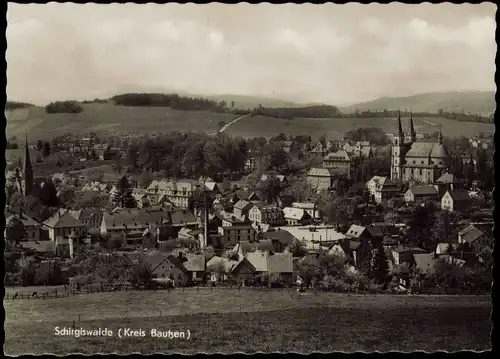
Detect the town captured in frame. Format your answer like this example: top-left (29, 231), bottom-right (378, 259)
top-left (5, 110), bottom-right (494, 295)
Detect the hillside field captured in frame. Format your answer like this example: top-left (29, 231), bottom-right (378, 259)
top-left (225, 115), bottom-right (495, 140)
top-left (4, 289), bottom-right (491, 354)
top-left (5, 103), bottom-right (237, 141)
top-left (5, 103), bottom-right (494, 142)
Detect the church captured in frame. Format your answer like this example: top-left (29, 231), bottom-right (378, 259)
top-left (391, 111), bottom-right (451, 184)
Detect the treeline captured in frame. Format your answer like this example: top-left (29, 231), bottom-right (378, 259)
top-left (5, 101), bottom-right (35, 110)
top-left (111, 93), bottom-right (230, 113)
top-left (345, 127), bottom-right (391, 146)
top-left (345, 109), bottom-right (492, 123)
top-left (45, 101), bottom-right (84, 114)
top-left (437, 109), bottom-right (493, 124)
top-left (81, 98), bottom-right (108, 104)
top-left (250, 104), bottom-right (341, 120)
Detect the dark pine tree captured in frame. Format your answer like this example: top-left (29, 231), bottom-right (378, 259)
top-left (371, 246), bottom-right (390, 286)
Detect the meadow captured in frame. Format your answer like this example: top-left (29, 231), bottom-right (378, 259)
top-left (225, 115), bottom-right (495, 140)
top-left (5, 103), bottom-right (237, 141)
top-left (4, 288), bottom-right (491, 354)
top-left (6, 103), bottom-right (494, 142)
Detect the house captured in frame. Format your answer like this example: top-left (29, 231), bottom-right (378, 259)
top-left (260, 173), bottom-right (287, 185)
top-left (5, 212), bottom-right (41, 242)
top-left (435, 242), bottom-right (458, 256)
top-left (322, 150), bottom-right (354, 180)
top-left (232, 240), bottom-right (275, 257)
top-left (220, 213), bottom-right (249, 228)
top-left (310, 142), bottom-right (326, 155)
top-left (203, 181), bottom-right (220, 195)
top-left (441, 190), bottom-right (471, 212)
top-left (291, 202), bottom-right (320, 220)
top-left (412, 253), bottom-right (437, 275)
top-left (345, 224), bottom-right (383, 247)
top-left (260, 229), bottom-right (297, 252)
top-left (434, 172), bottom-right (458, 194)
top-left (147, 180), bottom-right (195, 209)
top-left (307, 167), bottom-right (338, 191)
top-left (132, 192), bottom-right (152, 208)
top-left (182, 254), bottom-right (206, 284)
top-left (233, 199), bottom-right (254, 219)
top-left (278, 225), bottom-right (345, 247)
top-left (143, 253), bottom-right (190, 287)
top-left (231, 251), bottom-right (294, 286)
top-left (282, 207), bottom-right (313, 226)
top-left (248, 203), bottom-right (285, 226)
top-left (43, 210), bottom-right (87, 241)
top-left (92, 144), bottom-right (112, 160)
top-left (206, 256), bottom-right (239, 283)
top-left (68, 208), bottom-right (103, 230)
top-left (221, 224), bottom-right (256, 249)
top-left (391, 247), bottom-right (428, 266)
top-left (280, 141), bottom-right (294, 153)
top-left (55, 232), bottom-right (78, 259)
top-left (234, 189), bottom-right (261, 203)
top-left (366, 176), bottom-right (399, 204)
top-left (458, 224), bottom-right (491, 253)
top-left (404, 185), bottom-right (439, 203)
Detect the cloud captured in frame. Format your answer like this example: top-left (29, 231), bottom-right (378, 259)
top-left (6, 3), bottom-right (496, 105)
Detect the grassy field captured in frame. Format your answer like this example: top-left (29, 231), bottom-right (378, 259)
top-left (5, 104), bottom-right (237, 141)
top-left (4, 289), bottom-right (491, 354)
top-left (225, 115), bottom-right (495, 140)
top-left (6, 103), bottom-right (494, 142)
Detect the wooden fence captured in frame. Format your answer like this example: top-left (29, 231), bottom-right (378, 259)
top-left (4, 283), bottom-right (488, 301)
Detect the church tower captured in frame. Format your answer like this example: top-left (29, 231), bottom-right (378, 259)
top-left (22, 132), bottom-right (34, 196)
top-left (407, 110), bottom-right (416, 143)
top-left (391, 110), bottom-right (404, 180)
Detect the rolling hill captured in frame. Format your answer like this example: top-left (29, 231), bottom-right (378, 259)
top-left (5, 103), bottom-right (237, 141)
top-left (339, 91), bottom-right (496, 116)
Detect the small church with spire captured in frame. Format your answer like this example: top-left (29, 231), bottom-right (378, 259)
top-left (22, 132), bottom-right (34, 196)
top-left (391, 110), bottom-right (451, 184)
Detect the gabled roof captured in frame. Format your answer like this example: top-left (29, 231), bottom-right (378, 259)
top-left (436, 172), bottom-right (457, 184)
top-left (267, 252), bottom-right (293, 273)
top-left (6, 212), bottom-right (40, 227)
top-left (407, 185), bottom-right (438, 197)
top-left (430, 143), bottom-right (450, 159)
top-left (20, 240), bottom-right (56, 253)
top-left (366, 225), bottom-right (383, 238)
top-left (262, 229), bottom-right (297, 246)
top-left (234, 199), bottom-right (252, 211)
top-left (182, 254), bottom-right (205, 272)
top-left (458, 225), bottom-right (484, 243)
top-left (412, 253), bottom-right (436, 273)
top-left (234, 240), bottom-right (274, 255)
top-left (245, 251), bottom-right (269, 272)
top-left (446, 190), bottom-right (470, 201)
top-left (308, 167), bottom-right (336, 177)
top-left (291, 202), bottom-right (316, 210)
top-left (405, 142), bottom-right (435, 157)
top-left (324, 150), bottom-right (351, 161)
top-left (345, 224), bottom-right (367, 238)
top-left (392, 246), bottom-right (428, 254)
top-left (43, 211), bottom-right (86, 229)
top-left (282, 207), bottom-right (310, 220)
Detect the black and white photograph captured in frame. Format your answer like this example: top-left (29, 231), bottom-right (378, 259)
top-left (3, 2), bottom-right (495, 354)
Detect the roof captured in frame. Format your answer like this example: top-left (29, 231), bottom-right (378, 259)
top-left (282, 207), bottom-right (310, 220)
top-left (182, 254), bottom-right (205, 272)
top-left (412, 253), bottom-right (436, 273)
top-left (436, 172), bottom-right (457, 184)
top-left (407, 185), bottom-right (438, 197)
top-left (267, 252), bottom-right (294, 273)
top-left (392, 246), bottom-right (428, 254)
top-left (234, 240), bottom-right (275, 255)
top-left (324, 150), bottom-right (351, 161)
top-left (262, 229), bottom-right (297, 246)
top-left (6, 213), bottom-right (40, 227)
top-left (234, 199), bottom-right (253, 211)
top-left (436, 243), bottom-right (457, 253)
top-left (366, 226), bottom-right (384, 238)
top-left (405, 142), bottom-right (436, 158)
top-left (206, 256), bottom-right (240, 272)
top-left (292, 202), bottom-right (316, 210)
top-left (43, 211), bottom-right (86, 229)
top-left (458, 225), bottom-right (484, 243)
top-left (245, 251), bottom-right (269, 271)
top-left (102, 207), bottom-right (172, 230)
top-left (430, 143), bottom-right (450, 159)
top-left (93, 144), bottom-right (110, 151)
top-left (20, 240), bottom-right (56, 253)
top-left (308, 167), bottom-right (336, 177)
top-left (345, 224), bottom-right (367, 238)
top-left (446, 190), bottom-right (471, 201)
top-left (282, 140), bottom-right (293, 147)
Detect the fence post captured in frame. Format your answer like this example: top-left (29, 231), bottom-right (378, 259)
top-left (72, 320), bottom-right (76, 329)
top-left (78, 314), bottom-right (81, 322)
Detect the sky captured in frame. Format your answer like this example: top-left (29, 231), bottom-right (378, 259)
top-left (6, 3), bottom-right (497, 106)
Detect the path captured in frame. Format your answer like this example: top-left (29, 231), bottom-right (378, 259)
top-left (208, 114), bottom-right (249, 136)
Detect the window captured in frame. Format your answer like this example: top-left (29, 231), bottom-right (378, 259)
top-left (421, 161), bottom-right (424, 164)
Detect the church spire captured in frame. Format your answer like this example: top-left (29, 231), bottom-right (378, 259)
top-left (437, 125), bottom-right (443, 144)
top-left (397, 109), bottom-right (403, 139)
top-left (408, 109), bottom-right (416, 142)
top-left (23, 131), bottom-right (33, 196)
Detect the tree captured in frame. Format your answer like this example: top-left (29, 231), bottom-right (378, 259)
top-left (115, 175), bottom-right (136, 208)
top-left (6, 215), bottom-right (26, 243)
top-left (371, 246), bottom-right (390, 285)
top-left (230, 101), bottom-right (235, 110)
top-left (218, 120), bottom-right (226, 130)
top-left (266, 144), bottom-right (289, 171)
top-left (286, 239), bottom-right (307, 257)
top-left (256, 177), bottom-right (282, 204)
top-left (42, 142), bottom-right (51, 157)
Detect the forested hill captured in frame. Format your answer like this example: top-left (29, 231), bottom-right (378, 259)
top-left (339, 91), bottom-right (495, 116)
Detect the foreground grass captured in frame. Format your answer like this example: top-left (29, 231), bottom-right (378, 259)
top-left (4, 290), bottom-right (491, 354)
